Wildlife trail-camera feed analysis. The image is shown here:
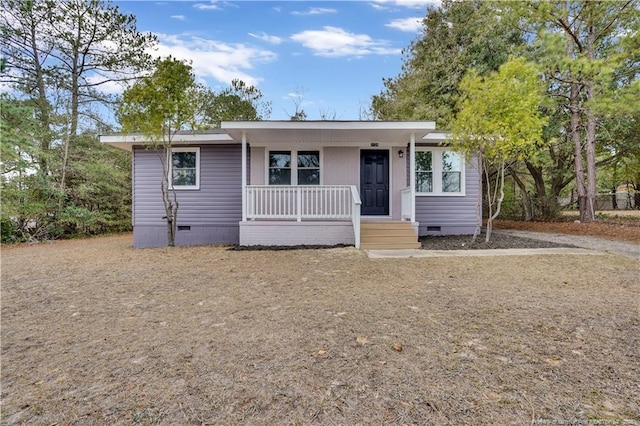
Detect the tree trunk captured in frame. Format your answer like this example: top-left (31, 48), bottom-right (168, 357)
top-left (27, 10), bottom-right (52, 176)
top-left (61, 14), bottom-right (82, 196)
top-left (59, 128), bottom-right (71, 211)
top-left (159, 146), bottom-right (179, 247)
top-left (509, 168), bottom-right (533, 221)
top-left (583, 21), bottom-right (598, 221)
top-left (584, 104), bottom-right (597, 220)
top-left (486, 161), bottom-right (505, 243)
top-left (563, 9), bottom-right (589, 222)
top-left (472, 154), bottom-right (483, 242)
top-left (161, 177), bottom-right (178, 247)
top-left (570, 81), bottom-right (588, 221)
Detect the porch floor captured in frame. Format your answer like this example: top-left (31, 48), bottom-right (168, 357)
top-left (360, 221), bottom-right (420, 250)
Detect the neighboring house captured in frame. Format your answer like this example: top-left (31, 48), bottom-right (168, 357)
top-left (101, 121), bottom-right (480, 249)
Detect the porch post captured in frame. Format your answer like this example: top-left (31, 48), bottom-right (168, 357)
top-left (241, 131), bottom-right (247, 222)
top-left (409, 132), bottom-right (416, 223)
top-left (296, 187), bottom-right (302, 222)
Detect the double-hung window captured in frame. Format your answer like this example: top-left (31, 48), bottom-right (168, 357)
top-left (268, 151), bottom-right (292, 185)
top-left (442, 151), bottom-right (462, 193)
top-left (415, 151), bottom-right (433, 193)
top-left (170, 147), bottom-right (200, 190)
top-left (415, 148), bottom-right (464, 195)
top-left (296, 151), bottom-right (320, 185)
top-left (268, 150), bottom-right (320, 185)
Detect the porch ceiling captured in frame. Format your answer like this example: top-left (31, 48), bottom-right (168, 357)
top-left (221, 121), bottom-right (437, 145)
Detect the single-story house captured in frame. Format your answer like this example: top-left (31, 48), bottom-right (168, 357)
top-left (100, 121), bottom-right (481, 249)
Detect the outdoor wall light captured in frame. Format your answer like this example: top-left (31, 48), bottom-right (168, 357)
top-left (398, 149), bottom-right (404, 158)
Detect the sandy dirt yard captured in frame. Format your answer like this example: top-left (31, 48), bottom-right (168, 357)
top-left (1, 235), bottom-right (639, 425)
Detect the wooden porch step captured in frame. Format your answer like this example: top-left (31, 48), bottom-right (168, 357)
top-left (360, 221), bottom-right (421, 250)
top-left (360, 242), bottom-right (422, 250)
top-left (361, 222), bottom-right (415, 230)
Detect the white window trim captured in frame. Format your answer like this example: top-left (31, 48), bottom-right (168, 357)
top-left (266, 148), bottom-right (323, 185)
top-left (169, 146), bottom-right (200, 190)
top-left (415, 147), bottom-right (465, 196)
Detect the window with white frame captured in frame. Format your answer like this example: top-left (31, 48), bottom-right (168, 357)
top-left (415, 148), bottom-right (464, 195)
top-left (415, 151), bottom-right (433, 193)
top-left (297, 151), bottom-right (320, 185)
top-left (269, 151), bottom-right (291, 185)
top-left (442, 151), bottom-right (462, 193)
top-left (170, 147), bottom-right (200, 189)
top-left (269, 150), bottom-right (320, 185)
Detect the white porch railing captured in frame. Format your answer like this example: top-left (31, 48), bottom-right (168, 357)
top-left (401, 186), bottom-right (413, 220)
top-left (245, 185), bottom-right (362, 247)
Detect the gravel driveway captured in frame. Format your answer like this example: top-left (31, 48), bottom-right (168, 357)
top-left (494, 230), bottom-right (640, 260)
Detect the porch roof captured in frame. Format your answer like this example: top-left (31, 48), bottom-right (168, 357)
top-left (100, 121), bottom-right (442, 151)
top-left (221, 121), bottom-right (437, 145)
top-left (100, 129), bottom-right (233, 151)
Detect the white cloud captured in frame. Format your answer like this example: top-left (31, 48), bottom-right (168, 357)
top-left (372, 0), bottom-right (440, 9)
top-left (369, 3), bottom-right (390, 11)
top-left (85, 74), bottom-right (128, 95)
top-left (248, 32), bottom-right (283, 45)
top-left (291, 26), bottom-right (401, 58)
top-left (151, 33), bottom-right (277, 86)
top-left (385, 17), bottom-right (423, 32)
top-left (291, 7), bottom-right (338, 16)
top-left (171, 15), bottom-right (186, 21)
top-left (193, 1), bottom-right (220, 11)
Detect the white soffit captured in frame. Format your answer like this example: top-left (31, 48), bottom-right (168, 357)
top-left (221, 121), bottom-right (437, 145)
top-left (100, 132), bottom-right (233, 151)
top-left (421, 130), bottom-right (450, 144)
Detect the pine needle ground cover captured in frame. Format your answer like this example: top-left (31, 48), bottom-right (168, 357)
top-left (2, 235), bottom-right (638, 424)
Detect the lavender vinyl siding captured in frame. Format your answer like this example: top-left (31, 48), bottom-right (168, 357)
top-left (132, 144), bottom-right (242, 247)
top-left (250, 146), bottom-right (265, 185)
top-left (415, 156), bottom-right (481, 236)
top-left (323, 147), bottom-right (359, 185)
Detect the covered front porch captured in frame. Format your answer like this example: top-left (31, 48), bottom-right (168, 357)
top-left (221, 121), bottom-right (438, 248)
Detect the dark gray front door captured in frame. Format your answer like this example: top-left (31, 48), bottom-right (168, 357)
top-left (360, 150), bottom-right (389, 216)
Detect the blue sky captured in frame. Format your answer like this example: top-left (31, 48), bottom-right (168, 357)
top-left (114, 1), bottom-right (438, 120)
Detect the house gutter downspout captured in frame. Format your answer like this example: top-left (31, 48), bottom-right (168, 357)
top-left (409, 132), bottom-right (416, 223)
top-left (241, 132), bottom-right (247, 222)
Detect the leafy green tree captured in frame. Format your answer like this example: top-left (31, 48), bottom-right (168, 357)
top-left (59, 132), bottom-right (132, 235)
top-left (0, 95), bottom-right (38, 177)
top-left (512, 102), bottom-right (576, 220)
top-left (203, 79), bottom-right (271, 127)
top-left (451, 58), bottom-right (548, 241)
top-left (0, 94), bottom-right (55, 242)
top-left (518, 1), bottom-right (640, 221)
top-left (118, 57), bottom-right (271, 246)
top-left (0, 0), bottom-right (154, 240)
top-left (371, 0), bottom-right (524, 127)
top-left (118, 57), bottom-right (210, 247)
top-left (1, 0), bottom-right (58, 176)
top-left (373, 0), bottom-right (639, 222)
